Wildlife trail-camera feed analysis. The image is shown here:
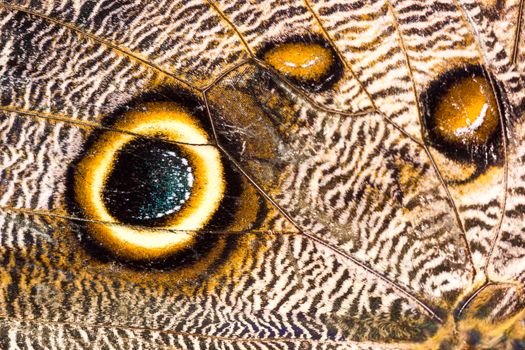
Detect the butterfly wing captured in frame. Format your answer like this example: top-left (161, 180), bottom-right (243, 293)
top-left (0, 0), bottom-right (524, 349)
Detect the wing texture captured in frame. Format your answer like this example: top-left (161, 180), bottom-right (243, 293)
top-left (0, 0), bottom-right (524, 349)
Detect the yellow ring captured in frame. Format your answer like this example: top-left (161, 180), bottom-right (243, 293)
top-left (74, 102), bottom-right (225, 261)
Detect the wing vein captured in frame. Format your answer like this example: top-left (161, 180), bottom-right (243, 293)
top-left (213, 144), bottom-right (444, 323)
top-left (0, 3), bottom-right (192, 89)
top-left (205, 0), bottom-right (255, 57)
top-left (512, 0), bottom-right (525, 65)
top-left (452, 0), bottom-right (510, 277)
top-left (0, 105), bottom-right (213, 147)
top-left (0, 206), bottom-right (297, 236)
top-left (303, 0), bottom-right (376, 110)
top-left (386, 0), bottom-right (476, 280)
top-left (301, 1), bottom-right (434, 149)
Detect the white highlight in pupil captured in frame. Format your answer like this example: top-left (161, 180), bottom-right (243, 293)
top-left (454, 103), bottom-right (489, 138)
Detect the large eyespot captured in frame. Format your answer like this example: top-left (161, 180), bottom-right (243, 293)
top-left (72, 102), bottom-right (226, 262)
top-left (422, 65), bottom-right (504, 169)
top-left (258, 35), bottom-right (343, 92)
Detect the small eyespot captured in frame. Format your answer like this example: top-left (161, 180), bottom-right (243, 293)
top-left (72, 102), bottom-right (225, 262)
top-left (422, 65), bottom-right (503, 168)
top-left (259, 35), bottom-right (343, 92)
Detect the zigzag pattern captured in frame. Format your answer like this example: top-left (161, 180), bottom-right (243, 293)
top-left (0, 0), bottom-right (524, 349)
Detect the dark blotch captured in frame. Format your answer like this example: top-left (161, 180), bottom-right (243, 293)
top-left (103, 139), bottom-right (193, 226)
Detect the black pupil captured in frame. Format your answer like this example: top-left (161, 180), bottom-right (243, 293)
top-left (103, 139), bottom-right (194, 226)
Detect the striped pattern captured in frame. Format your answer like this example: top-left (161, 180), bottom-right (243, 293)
top-left (0, 0), bottom-right (524, 349)
top-left (212, 0), bottom-right (373, 113)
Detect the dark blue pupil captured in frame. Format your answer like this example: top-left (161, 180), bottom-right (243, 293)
top-left (103, 139), bottom-right (194, 226)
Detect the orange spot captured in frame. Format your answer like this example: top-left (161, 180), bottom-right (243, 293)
top-left (433, 75), bottom-right (499, 145)
top-left (264, 42), bottom-right (334, 82)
